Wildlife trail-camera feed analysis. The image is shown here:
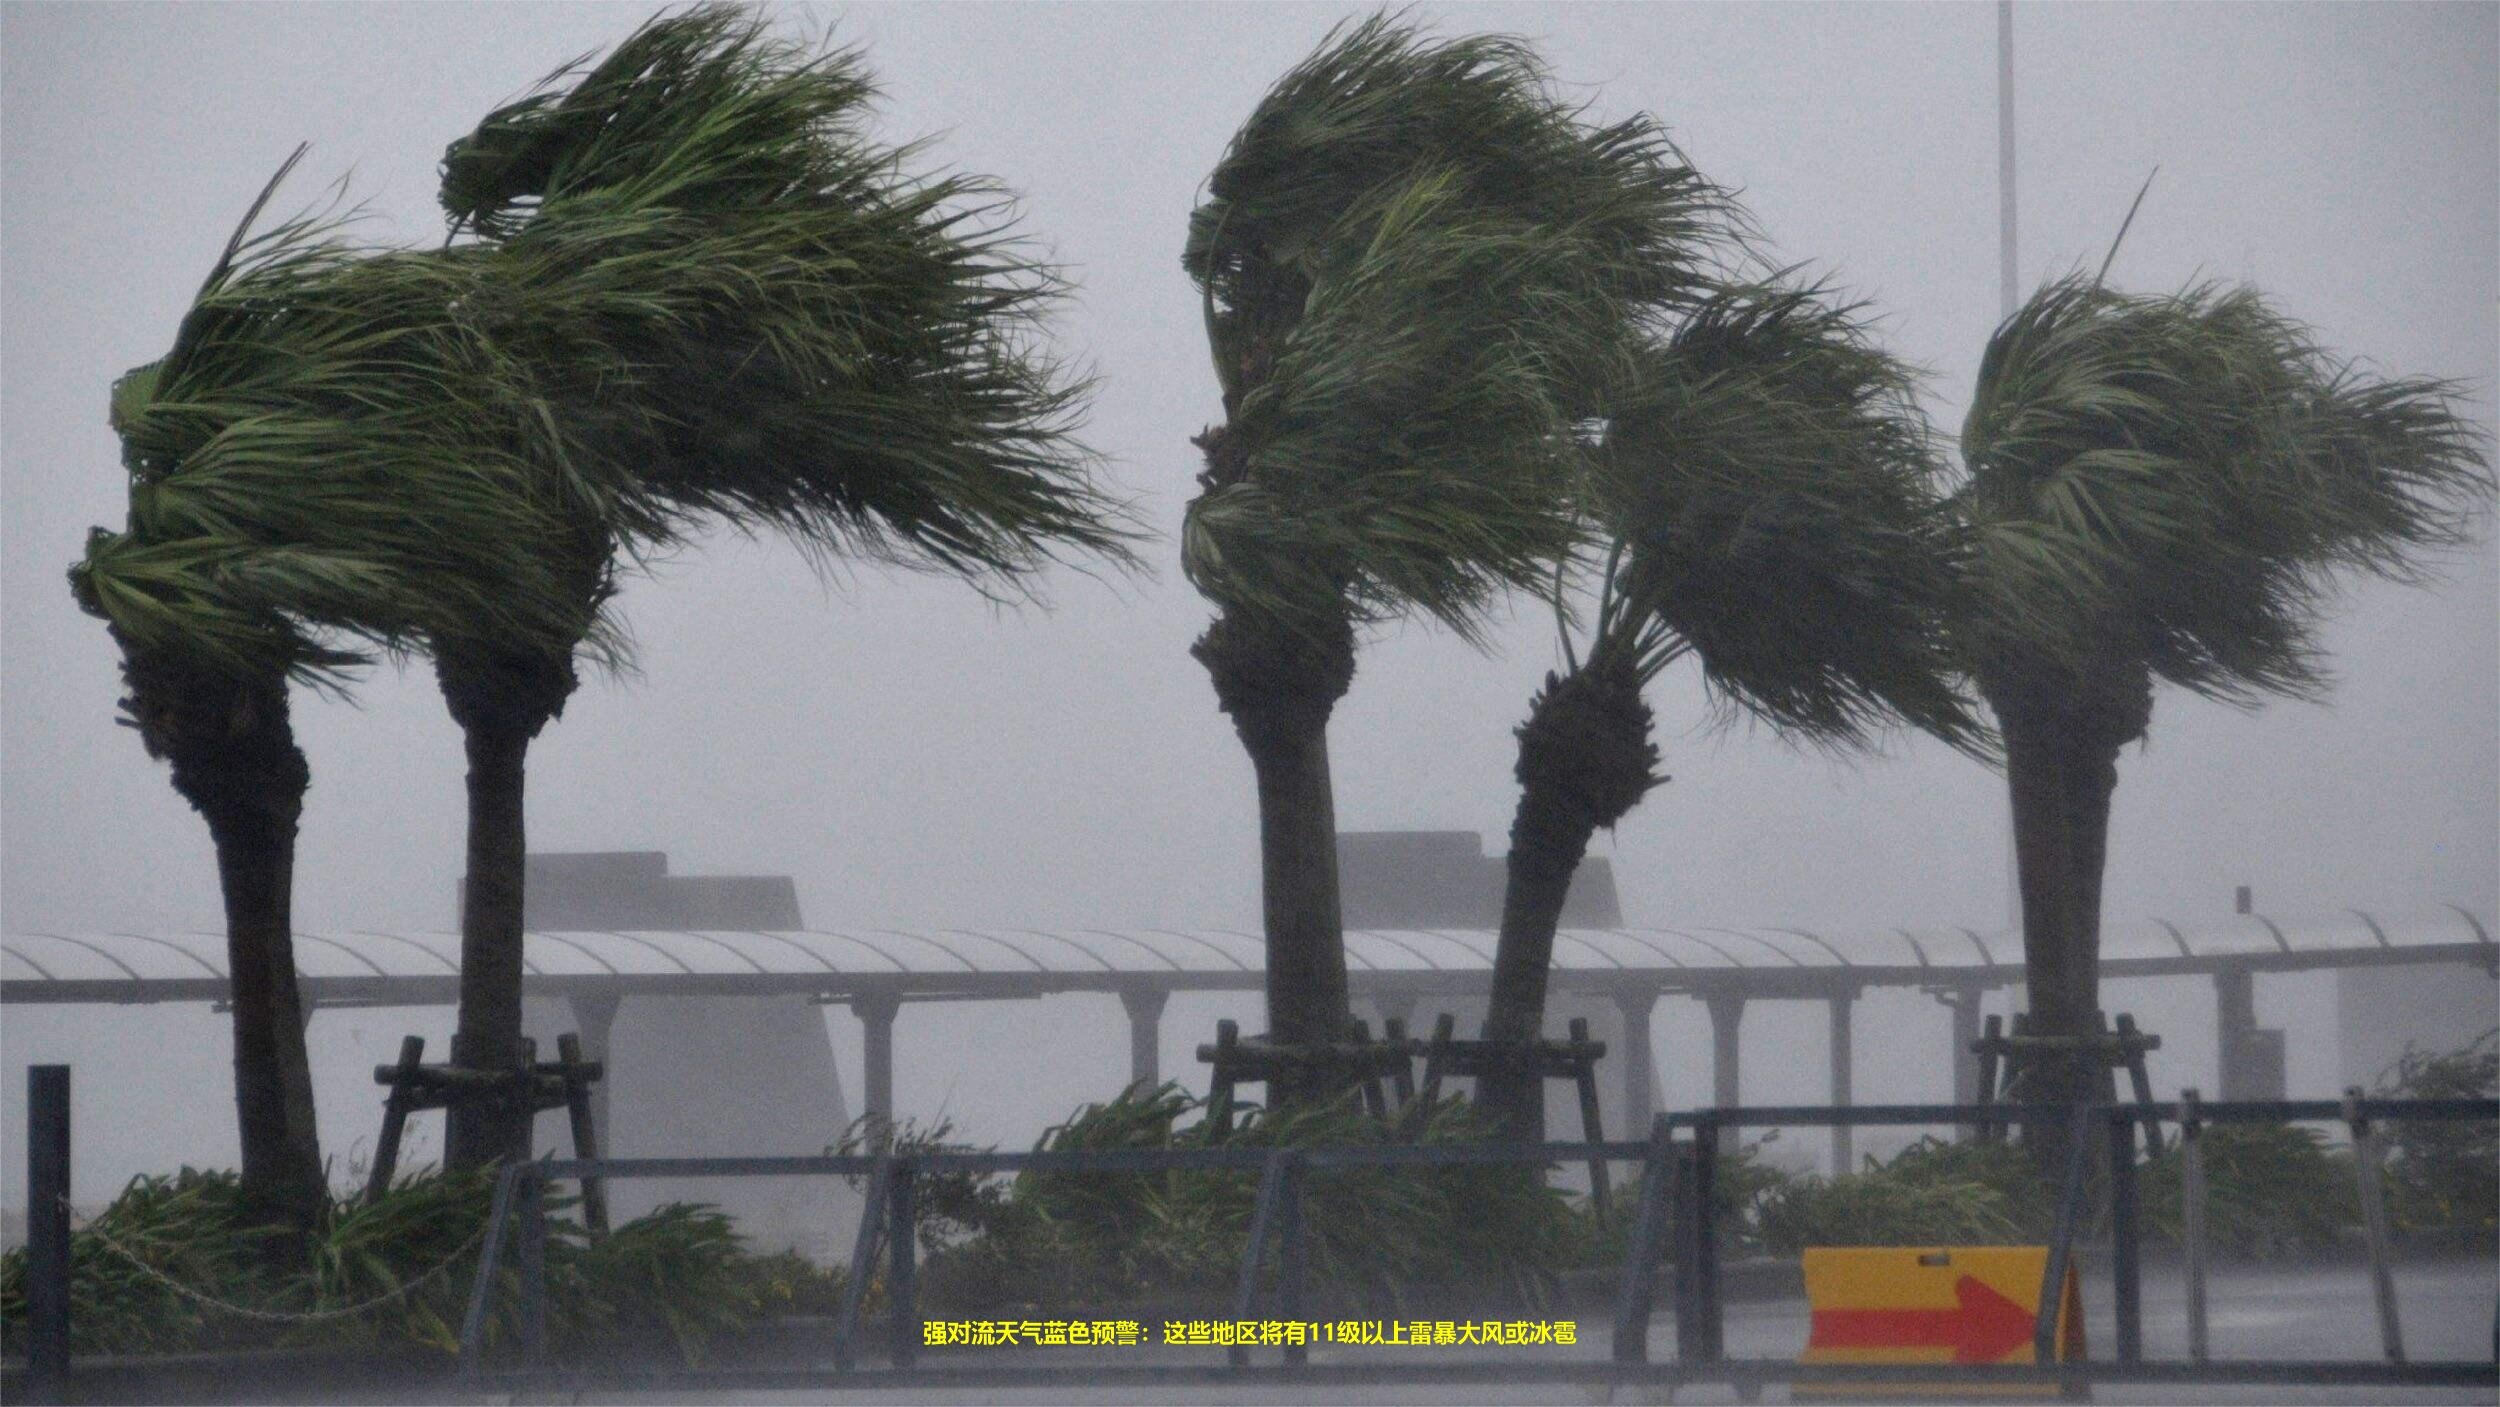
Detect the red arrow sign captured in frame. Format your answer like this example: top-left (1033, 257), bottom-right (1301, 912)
top-left (1808, 1274), bottom-right (2035, 1363)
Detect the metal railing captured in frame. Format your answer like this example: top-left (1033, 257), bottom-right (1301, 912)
top-left (451, 1094), bottom-right (2499, 1395)
top-left (13, 1063), bottom-right (2490, 1399)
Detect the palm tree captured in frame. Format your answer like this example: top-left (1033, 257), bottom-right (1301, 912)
top-left (1182, 17), bottom-right (1736, 1088)
top-left (72, 163), bottom-right (605, 1230)
top-left (1477, 285), bottom-right (1986, 1136)
top-left (425, 8), bottom-right (1131, 1164)
top-left (1955, 274), bottom-right (2493, 1119)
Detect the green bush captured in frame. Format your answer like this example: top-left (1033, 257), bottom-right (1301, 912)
top-left (0, 1165), bottom-right (835, 1362)
top-left (854, 1084), bottom-right (1585, 1317)
top-left (2141, 1122), bottom-right (2358, 1260)
top-left (1747, 1138), bottom-right (2047, 1257)
top-left (2375, 1030), bottom-right (2497, 1249)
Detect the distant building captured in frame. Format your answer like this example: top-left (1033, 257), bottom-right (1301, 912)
top-left (1337, 830), bottom-right (1621, 928)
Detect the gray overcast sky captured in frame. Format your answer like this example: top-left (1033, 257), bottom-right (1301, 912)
top-left (3, 3), bottom-right (2493, 1179)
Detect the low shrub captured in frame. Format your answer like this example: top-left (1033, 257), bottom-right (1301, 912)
top-left (2141, 1122), bottom-right (2358, 1260)
top-left (1748, 1137), bottom-right (2047, 1257)
top-left (2374, 1030), bottom-right (2497, 1250)
top-left (0, 1165), bottom-right (836, 1362)
top-left (847, 1084), bottom-right (1584, 1318)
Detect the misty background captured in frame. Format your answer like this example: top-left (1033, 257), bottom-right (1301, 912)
top-left (4, 2), bottom-right (2493, 1202)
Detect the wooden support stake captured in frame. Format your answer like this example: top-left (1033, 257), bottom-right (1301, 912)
top-left (1418, 1013), bottom-right (1456, 1107)
top-left (1383, 1017), bottom-right (1415, 1106)
top-left (367, 1035), bottom-right (425, 1203)
top-left (557, 1032), bottom-right (608, 1234)
top-left (1974, 1014), bottom-right (2005, 1143)
top-left (1207, 1019), bottom-right (1238, 1138)
top-left (2116, 1013), bottom-right (2163, 1158)
top-left (1570, 1017), bottom-right (1611, 1220)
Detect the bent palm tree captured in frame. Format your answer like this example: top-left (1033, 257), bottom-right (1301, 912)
top-left (1479, 285), bottom-right (1985, 1135)
top-left (1955, 274), bottom-right (2493, 1120)
top-left (1183, 17), bottom-right (1735, 1088)
top-left (73, 166), bottom-right (603, 1229)
top-left (427, 8), bottom-right (1130, 1164)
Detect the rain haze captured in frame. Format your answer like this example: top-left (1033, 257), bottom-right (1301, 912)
top-left (3, 2), bottom-right (2493, 1213)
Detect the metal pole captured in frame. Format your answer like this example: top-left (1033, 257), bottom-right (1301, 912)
top-left (889, 1160), bottom-right (919, 1369)
top-left (26, 1065), bottom-right (70, 1401)
top-left (457, 1164), bottom-right (524, 1378)
top-left (2181, 1089), bottom-right (2211, 1364)
top-left (2344, 1088), bottom-right (2405, 1363)
top-left (518, 1168), bottom-right (548, 1372)
top-left (2035, 1103), bottom-right (2093, 1365)
top-left (1996, 0), bottom-right (2023, 937)
top-left (832, 1158), bottom-right (892, 1372)
top-left (1278, 1160), bottom-right (1307, 1370)
top-left (2109, 1107), bottom-right (2142, 1364)
top-left (1611, 1115), bottom-right (1674, 1367)
top-left (1232, 1152), bottom-right (1292, 1369)
top-left (1828, 993), bottom-right (1856, 1175)
top-left (1998, 0), bottom-right (2019, 320)
top-left (1689, 1114), bottom-right (1725, 1365)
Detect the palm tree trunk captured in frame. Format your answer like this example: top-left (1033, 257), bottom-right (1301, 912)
top-left (438, 646), bottom-right (576, 1170)
top-left (1986, 663), bottom-right (2152, 1172)
top-left (1483, 658), bottom-right (1660, 1139)
top-left (1193, 608), bottom-right (1356, 1106)
top-left (118, 646), bottom-right (326, 1232)
top-left (1992, 690), bottom-right (2092, 1176)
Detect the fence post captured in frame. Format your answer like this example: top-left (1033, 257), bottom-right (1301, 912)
top-left (2035, 1103), bottom-right (2093, 1366)
top-left (2107, 1106), bottom-right (2141, 1364)
top-left (832, 1157), bottom-right (892, 1372)
top-left (1612, 1115), bottom-right (1673, 1366)
top-left (26, 1065), bottom-right (70, 1402)
top-left (366, 1036), bottom-right (423, 1203)
top-left (1231, 1151), bottom-right (1291, 1369)
top-left (518, 1166), bottom-right (548, 1372)
top-left (2344, 1088), bottom-right (2405, 1364)
top-left (889, 1159), bottom-right (919, 1369)
top-left (2180, 1089), bottom-right (2209, 1364)
top-left (458, 1163), bottom-right (524, 1379)
top-left (1680, 1113), bottom-right (1724, 1366)
top-left (1278, 1156), bottom-right (1307, 1370)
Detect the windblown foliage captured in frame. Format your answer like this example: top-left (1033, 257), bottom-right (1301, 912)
top-left (439, 3), bottom-right (1134, 589)
top-left (857, 1084), bottom-right (1585, 1316)
top-left (1956, 274), bottom-right (2493, 701)
top-left (0, 1167), bottom-right (830, 1362)
top-left (71, 178), bottom-right (607, 685)
top-left (1182, 14), bottom-right (1739, 639)
top-left (74, 4), bottom-right (1133, 686)
top-left (1569, 281), bottom-right (1985, 754)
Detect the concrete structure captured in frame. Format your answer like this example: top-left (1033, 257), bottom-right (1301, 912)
top-left (12, 885), bottom-right (2491, 1190)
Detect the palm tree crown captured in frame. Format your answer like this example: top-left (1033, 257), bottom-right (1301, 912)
top-left (1182, 14), bottom-right (1738, 637)
top-left (1575, 283), bottom-right (1984, 754)
top-left (1957, 274), bottom-right (2491, 704)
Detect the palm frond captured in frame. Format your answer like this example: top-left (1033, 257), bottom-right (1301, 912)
top-left (1957, 274), bottom-right (2495, 704)
top-left (1580, 280), bottom-right (1987, 756)
top-left (442, 3), bottom-right (1138, 590)
top-left (1182, 11), bottom-right (1743, 640)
